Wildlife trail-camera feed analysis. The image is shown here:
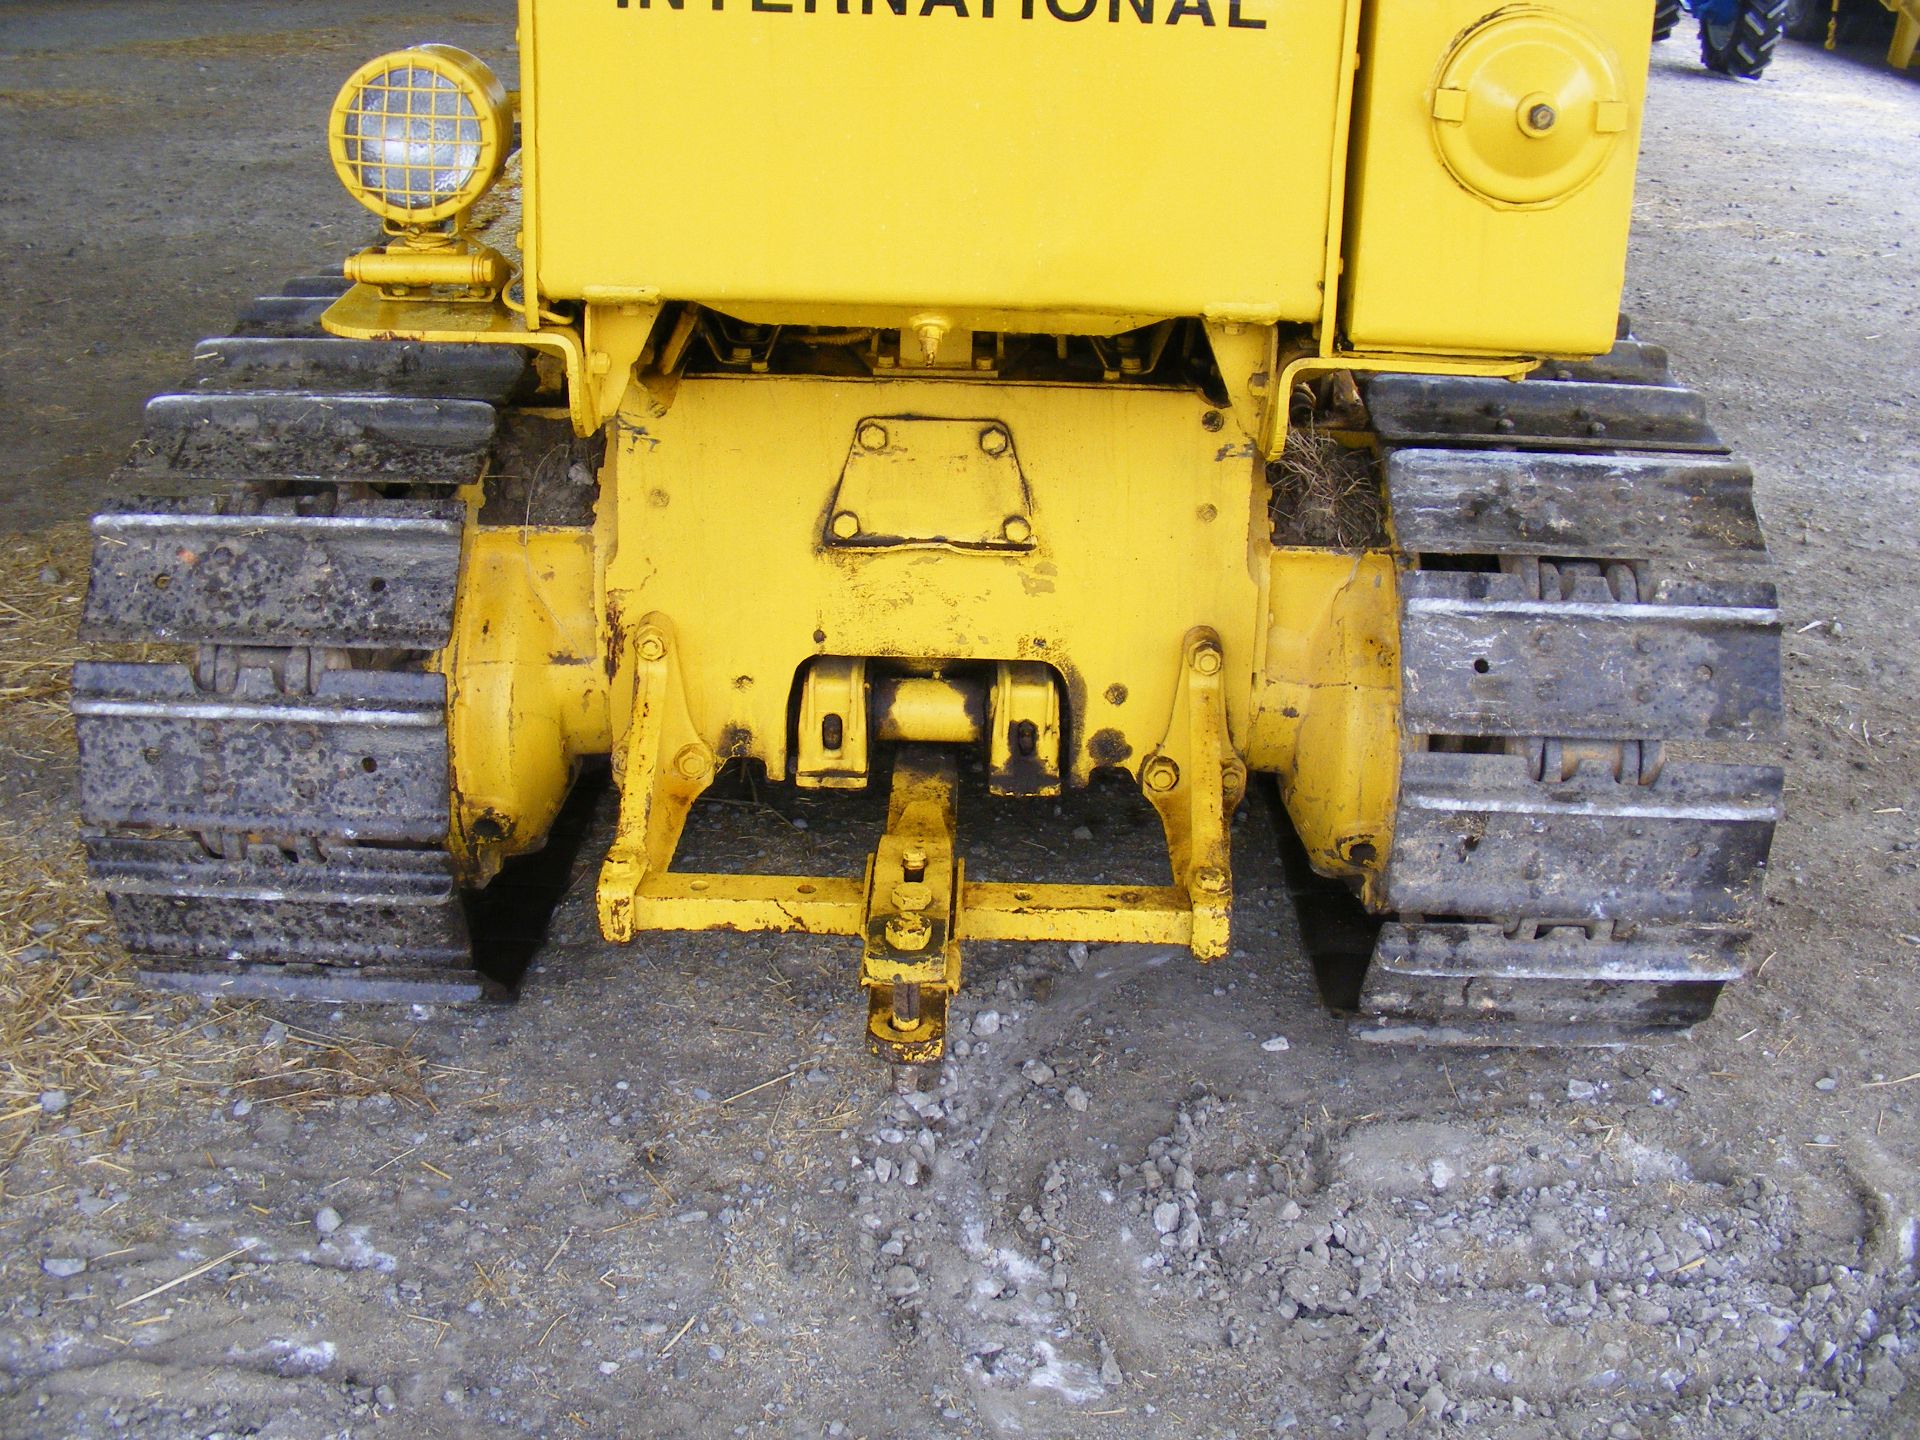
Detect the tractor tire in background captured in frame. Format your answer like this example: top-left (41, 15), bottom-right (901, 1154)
top-left (1702, 0), bottom-right (1790, 76)
top-left (1655, 0), bottom-right (1684, 42)
top-left (1783, 0), bottom-right (1829, 40)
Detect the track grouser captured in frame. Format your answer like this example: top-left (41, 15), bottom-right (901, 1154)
top-left (74, 0), bottom-right (1783, 1062)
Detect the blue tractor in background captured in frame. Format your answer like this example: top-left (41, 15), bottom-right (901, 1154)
top-left (1655, 0), bottom-right (1790, 77)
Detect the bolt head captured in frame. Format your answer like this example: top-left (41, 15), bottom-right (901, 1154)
top-left (674, 744), bottom-right (711, 781)
top-left (858, 422), bottom-right (890, 452)
top-left (1527, 102), bottom-right (1558, 132)
top-left (978, 425), bottom-right (1010, 457)
top-left (885, 912), bottom-right (933, 953)
top-left (1001, 515), bottom-right (1032, 544)
top-left (1143, 757), bottom-right (1180, 793)
top-left (1191, 645), bottom-right (1223, 677)
top-left (891, 881), bottom-right (934, 914)
top-left (636, 632), bottom-right (667, 663)
top-left (831, 511), bottom-right (862, 540)
top-left (1193, 865), bottom-right (1230, 896)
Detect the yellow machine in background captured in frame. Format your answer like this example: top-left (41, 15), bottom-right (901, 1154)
top-left (75, 0), bottom-right (1783, 1058)
top-left (1893, 0), bottom-right (1920, 64)
top-left (1790, 0), bottom-right (1920, 65)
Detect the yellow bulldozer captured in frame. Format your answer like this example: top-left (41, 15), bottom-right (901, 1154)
top-left (74, 0), bottom-right (1783, 1059)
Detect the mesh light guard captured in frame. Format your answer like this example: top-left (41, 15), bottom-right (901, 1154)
top-left (329, 45), bottom-right (509, 226)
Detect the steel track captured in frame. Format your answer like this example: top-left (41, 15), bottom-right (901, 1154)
top-left (1353, 329), bottom-right (1784, 1043)
top-left (76, 276), bottom-right (531, 1002)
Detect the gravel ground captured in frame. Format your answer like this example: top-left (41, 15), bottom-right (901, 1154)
top-left (1, 6), bottom-right (1919, 1439)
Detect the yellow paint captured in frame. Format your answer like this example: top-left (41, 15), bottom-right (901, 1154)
top-left (859, 750), bottom-right (965, 1062)
top-left (597, 614), bottom-right (716, 944)
top-left (597, 376), bottom-right (1266, 787)
top-left (1886, 0), bottom-right (1920, 67)
top-left (1248, 549), bottom-right (1400, 906)
top-left (519, 0), bottom-right (1351, 330)
top-left (442, 527), bottom-right (609, 884)
top-left (1342, 0), bottom-right (1648, 357)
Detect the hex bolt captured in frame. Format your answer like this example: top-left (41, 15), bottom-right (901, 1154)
top-left (1529, 103), bottom-right (1558, 132)
top-left (891, 881), bottom-right (933, 914)
top-left (1191, 644), bottom-right (1223, 677)
top-left (1192, 865), bottom-right (1229, 896)
top-left (858, 422), bottom-right (890, 452)
top-left (674, 744), bottom-right (711, 781)
top-left (885, 911), bottom-right (933, 952)
top-left (979, 425), bottom-right (1010, 457)
top-left (1002, 515), bottom-right (1032, 544)
top-left (1142, 756), bottom-right (1180, 793)
top-left (831, 511), bottom-right (862, 540)
top-left (637, 632), bottom-right (667, 663)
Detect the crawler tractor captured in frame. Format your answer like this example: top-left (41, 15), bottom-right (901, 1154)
top-left (75, 1), bottom-right (1784, 1057)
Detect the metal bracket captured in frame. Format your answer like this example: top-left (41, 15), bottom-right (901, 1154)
top-left (988, 661), bottom-right (1062, 797)
top-left (795, 657), bottom-right (870, 790)
top-left (1139, 628), bottom-right (1247, 961)
top-left (824, 417), bottom-right (1034, 552)
top-left (1201, 319), bottom-right (1277, 451)
top-left (596, 613), bottom-right (716, 943)
top-left (859, 747), bottom-right (963, 1065)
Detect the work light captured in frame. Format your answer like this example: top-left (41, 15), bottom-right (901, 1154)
top-left (328, 45), bottom-right (509, 226)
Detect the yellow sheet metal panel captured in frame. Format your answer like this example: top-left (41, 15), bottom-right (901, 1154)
top-left (1250, 547), bottom-right (1399, 903)
top-left (1341, 0), bottom-right (1649, 357)
top-left (598, 377), bottom-right (1266, 786)
top-left (524, 1), bottom-right (1350, 325)
top-left (444, 527), bottom-right (609, 881)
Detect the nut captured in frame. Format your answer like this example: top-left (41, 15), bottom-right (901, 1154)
top-left (1142, 756), bottom-right (1180, 793)
top-left (978, 425), bottom-right (1010, 457)
top-left (885, 911), bottom-right (933, 952)
top-left (858, 422), bottom-right (890, 452)
top-left (1528, 102), bottom-right (1558, 132)
top-left (674, 744), bottom-right (711, 781)
top-left (831, 511), bottom-right (862, 540)
top-left (636, 631), bottom-right (667, 663)
top-left (1191, 644), bottom-right (1223, 676)
top-left (1192, 865), bottom-right (1229, 896)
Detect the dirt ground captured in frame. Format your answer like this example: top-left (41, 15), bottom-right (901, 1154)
top-left (2, 6), bottom-right (1919, 1439)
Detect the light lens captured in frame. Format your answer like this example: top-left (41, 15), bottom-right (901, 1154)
top-left (343, 64), bottom-right (483, 212)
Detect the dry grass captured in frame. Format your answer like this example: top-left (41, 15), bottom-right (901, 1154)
top-left (0, 528), bottom-right (436, 1189)
top-left (1269, 427), bottom-right (1387, 551)
top-left (0, 526), bottom-right (207, 1180)
top-left (0, 527), bottom-right (91, 762)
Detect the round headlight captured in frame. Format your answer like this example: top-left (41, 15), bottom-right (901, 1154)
top-left (329, 45), bottom-right (510, 226)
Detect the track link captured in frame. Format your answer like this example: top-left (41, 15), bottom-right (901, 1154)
top-left (1353, 332), bottom-right (1784, 1045)
top-left (77, 278), bottom-right (533, 1003)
